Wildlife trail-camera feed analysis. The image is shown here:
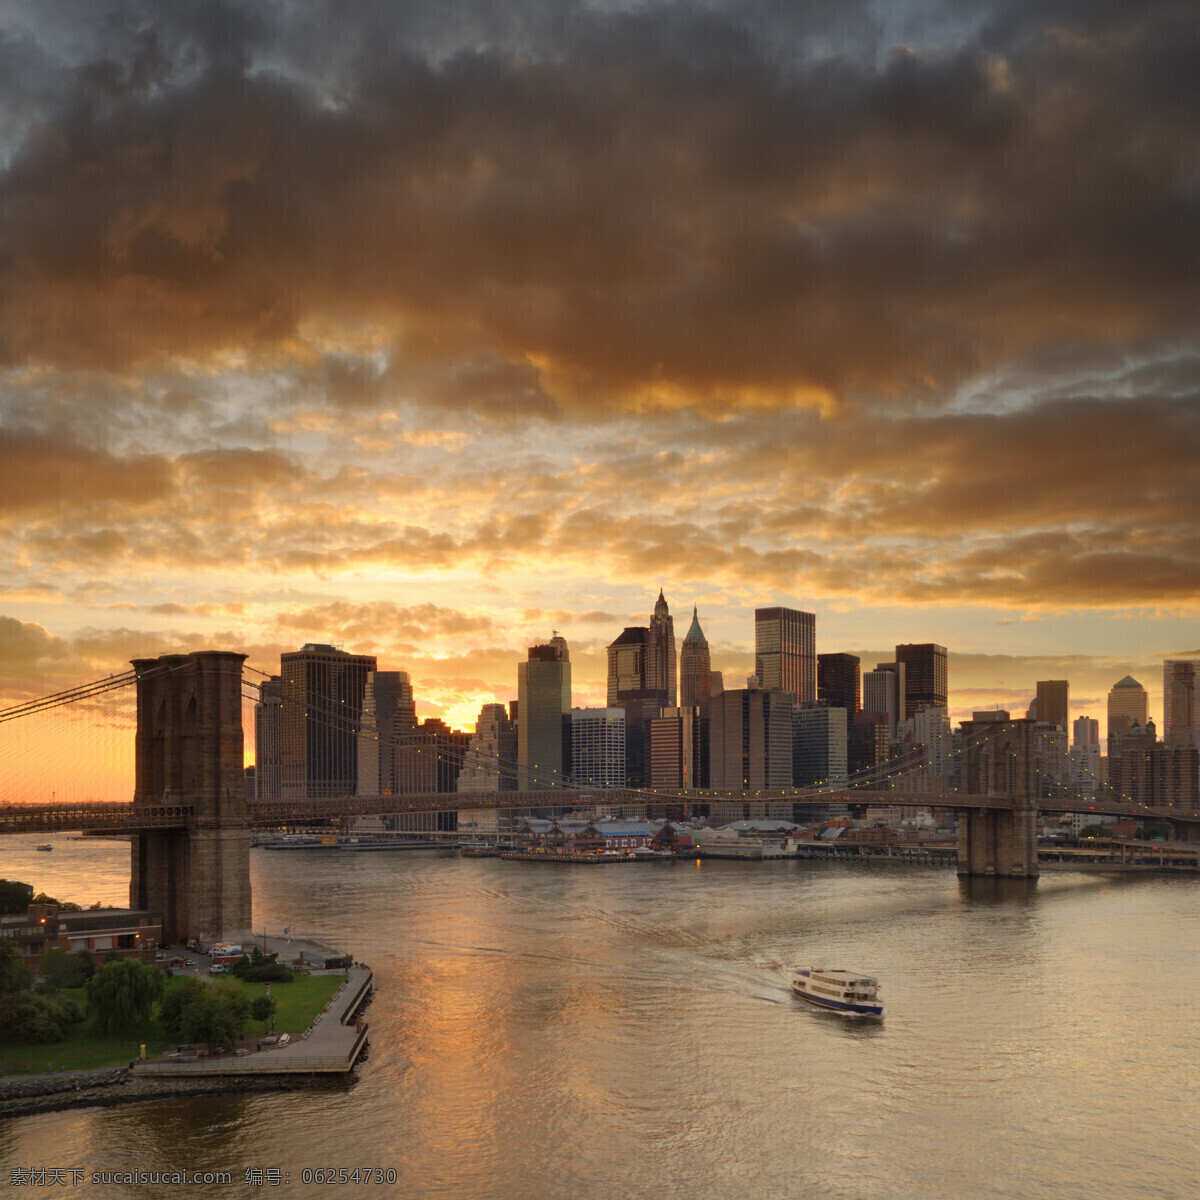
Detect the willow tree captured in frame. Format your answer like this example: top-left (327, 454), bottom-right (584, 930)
top-left (85, 958), bottom-right (165, 1036)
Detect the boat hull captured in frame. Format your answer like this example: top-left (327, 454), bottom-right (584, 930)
top-left (791, 985), bottom-right (883, 1017)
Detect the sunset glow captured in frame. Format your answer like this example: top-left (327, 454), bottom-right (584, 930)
top-left (1, 2), bottom-right (1197, 803)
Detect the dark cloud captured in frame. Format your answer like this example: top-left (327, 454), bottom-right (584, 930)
top-left (1, 1), bottom-right (1197, 416)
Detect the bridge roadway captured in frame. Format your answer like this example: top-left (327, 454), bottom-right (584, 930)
top-left (0, 788), bottom-right (1191, 834)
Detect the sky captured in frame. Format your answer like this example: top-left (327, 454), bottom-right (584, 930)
top-left (1, 1), bottom-right (1198, 800)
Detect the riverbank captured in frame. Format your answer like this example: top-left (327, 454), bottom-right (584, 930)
top-left (0, 967), bottom-right (372, 1118)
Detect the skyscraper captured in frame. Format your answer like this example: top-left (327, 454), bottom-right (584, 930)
top-left (254, 676), bottom-right (283, 801)
top-left (458, 703), bottom-right (518, 792)
top-left (709, 686), bottom-right (793, 790)
top-left (1035, 680), bottom-right (1069, 729)
top-left (518, 634), bottom-right (572, 790)
top-left (793, 704), bottom-right (848, 788)
top-left (647, 589), bottom-right (677, 707)
top-left (1107, 675), bottom-right (1149, 744)
top-left (755, 607), bottom-right (816, 703)
top-left (817, 653), bottom-right (861, 713)
top-left (895, 644), bottom-right (948, 719)
top-left (570, 708), bottom-right (626, 788)
top-left (649, 706), bottom-right (705, 790)
top-left (607, 613), bottom-right (670, 787)
top-left (281, 643), bottom-right (377, 800)
top-left (863, 662), bottom-right (905, 739)
top-left (1163, 660), bottom-right (1199, 746)
top-left (679, 607), bottom-right (712, 718)
top-left (357, 670), bottom-right (417, 795)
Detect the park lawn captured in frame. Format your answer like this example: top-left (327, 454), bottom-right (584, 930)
top-left (0, 972), bottom-right (346, 1076)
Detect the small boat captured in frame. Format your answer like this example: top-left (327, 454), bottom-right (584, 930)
top-left (35, 843), bottom-right (52, 851)
top-left (792, 968), bottom-right (884, 1017)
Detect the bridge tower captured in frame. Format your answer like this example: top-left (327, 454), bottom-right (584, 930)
top-left (129, 651), bottom-right (251, 942)
top-left (957, 717), bottom-right (1039, 878)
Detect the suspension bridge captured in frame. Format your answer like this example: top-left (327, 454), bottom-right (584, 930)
top-left (2, 650), bottom-right (1195, 943)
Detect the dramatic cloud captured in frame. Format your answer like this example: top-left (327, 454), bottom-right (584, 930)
top-left (0, 0), bottom-right (1196, 749)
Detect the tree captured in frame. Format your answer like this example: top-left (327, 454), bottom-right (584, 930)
top-left (38, 946), bottom-right (94, 991)
top-left (0, 936), bottom-right (33, 996)
top-left (180, 979), bottom-right (251, 1053)
top-left (1078, 824), bottom-right (1111, 839)
top-left (251, 994), bottom-right (277, 1034)
top-left (85, 958), bottom-right (165, 1035)
top-left (0, 879), bottom-right (34, 914)
top-left (1136, 822), bottom-right (1171, 841)
top-left (159, 977), bottom-right (207, 1036)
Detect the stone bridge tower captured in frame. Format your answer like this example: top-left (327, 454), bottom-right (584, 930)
top-left (129, 651), bottom-right (251, 942)
top-left (957, 716), bottom-right (1039, 878)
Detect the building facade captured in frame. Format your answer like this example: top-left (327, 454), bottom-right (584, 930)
top-left (254, 675), bottom-right (283, 801)
top-left (518, 634), bottom-right (572, 790)
top-left (647, 590), bottom-right (678, 707)
top-left (895, 644), bottom-right (948, 720)
top-left (863, 663), bottom-right (905, 740)
top-left (1034, 680), bottom-right (1069, 729)
top-left (458, 702), bottom-right (518, 792)
top-left (1163, 660), bottom-right (1199, 747)
top-left (793, 704), bottom-right (849, 788)
top-left (281, 644), bottom-right (377, 800)
top-left (571, 708), bottom-right (626, 788)
top-left (755, 607), bottom-right (816, 703)
top-left (679, 607), bottom-right (713, 718)
top-left (709, 686), bottom-right (794, 790)
top-left (356, 670), bottom-right (418, 795)
top-left (817, 653), bottom-right (861, 713)
top-left (1107, 675), bottom-right (1149, 744)
top-left (649, 706), bottom-right (705, 790)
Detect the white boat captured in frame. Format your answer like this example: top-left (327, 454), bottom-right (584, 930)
top-left (791, 968), bottom-right (884, 1017)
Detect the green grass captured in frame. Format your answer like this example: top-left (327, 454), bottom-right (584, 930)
top-left (0, 972), bottom-right (346, 1076)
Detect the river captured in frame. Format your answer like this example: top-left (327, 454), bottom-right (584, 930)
top-left (1, 833), bottom-right (1197, 1199)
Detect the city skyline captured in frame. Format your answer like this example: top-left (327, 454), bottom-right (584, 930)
top-left (0, 1), bottom-right (1197, 797)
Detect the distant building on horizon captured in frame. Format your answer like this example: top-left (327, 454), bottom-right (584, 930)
top-left (458, 702), bottom-right (517, 793)
top-left (793, 703), bottom-right (848, 788)
top-left (647, 589), bottom-right (677, 708)
top-left (281, 643), bottom-right (377, 800)
top-left (357, 670), bottom-right (418, 796)
top-left (571, 708), bottom-right (626, 789)
top-left (1035, 680), bottom-right (1069, 730)
top-left (518, 634), bottom-right (572, 791)
top-left (1107, 675), bottom-right (1149, 745)
top-left (254, 676), bottom-right (283, 801)
top-left (755, 607), bottom-right (816, 703)
top-left (863, 662), bottom-right (905, 740)
top-left (895, 644), bottom-right (947, 720)
top-left (679, 607), bottom-right (713, 719)
top-left (1163, 659), bottom-right (1199, 747)
top-left (817, 653), bottom-right (860, 713)
top-left (709, 685), bottom-right (793, 790)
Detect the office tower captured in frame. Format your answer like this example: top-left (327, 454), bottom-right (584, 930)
top-left (647, 590), bottom-right (678, 707)
top-left (1163, 660), bottom-right (1199, 746)
top-left (895, 644), bottom-right (948, 719)
top-left (709, 687), bottom-right (793, 790)
top-left (863, 663), bottom-right (905, 739)
top-left (607, 620), bottom-right (669, 787)
top-left (649, 706), bottom-right (705, 789)
top-left (755, 607), bottom-right (816, 702)
top-left (1070, 717), bottom-right (1100, 794)
top-left (1035, 680), bottom-right (1069, 729)
top-left (849, 711), bottom-right (890, 779)
top-left (357, 670), bottom-right (417, 796)
top-left (793, 704), bottom-right (848, 788)
top-left (1107, 675), bottom-right (1149, 744)
top-left (518, 634), bottom-right (572, 790)
top-left (570, 708), bottom-right (626, 788)
top-left (679, 607), bottom-right (712, 718)
top-left (817, 653), bottom-right (861, 713)
top-left (254, 676), bottom-right (283, 801)
top-left (710, 671), bottom-right (724, 698)
top-left (459, 703), bottom-right (518, 792)
top-left (281, 643), bottom-right (377, 799)
top-left (903, 705), bottom-right (952, 778)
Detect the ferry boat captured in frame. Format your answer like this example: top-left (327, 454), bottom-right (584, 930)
top-left (791, 968), bottom-right (884, 1017)
top-left (35, 843), bottom-right (52, 851)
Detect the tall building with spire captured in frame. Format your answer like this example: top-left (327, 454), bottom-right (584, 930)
top-left (679, 606), bottom-right (712, 718)
top-left (647, 589), bottom-right (677, 707)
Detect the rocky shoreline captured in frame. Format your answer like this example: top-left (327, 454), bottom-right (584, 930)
top-left (0, 1066), bottom-right (354, 1119)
